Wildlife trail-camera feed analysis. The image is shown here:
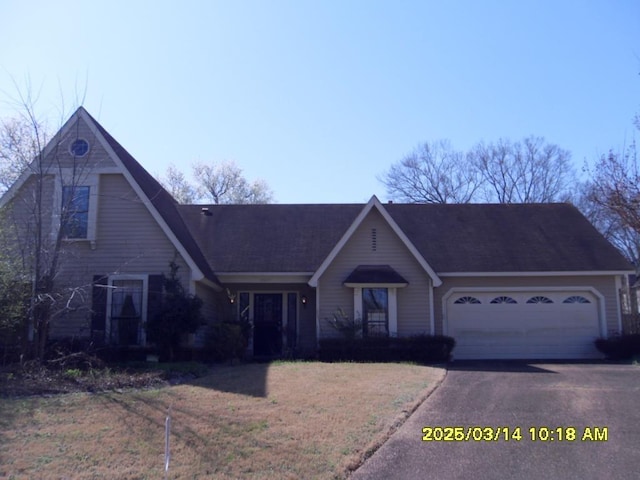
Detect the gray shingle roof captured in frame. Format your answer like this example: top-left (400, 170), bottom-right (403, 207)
top-left (178, 202), bottom-right (632, 274)
top-left (385, 203), bottom-right (632, 272)
top-left (80, 108), bottom-right (631, 278)
top-left (177, 204), bottom-right (362, 272)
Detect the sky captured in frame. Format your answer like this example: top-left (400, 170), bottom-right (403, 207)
top-left (0, 0), bottom-right (639, 204)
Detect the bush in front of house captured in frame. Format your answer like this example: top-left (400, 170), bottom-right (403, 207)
top-left (319, 334), bottom-right (455, 363)
top-left (205, 321), bottom-right (248, 362)
top-left (594, 334), bottom-right (640, 360)
top-left (145, 261), bottom-right (203, 361)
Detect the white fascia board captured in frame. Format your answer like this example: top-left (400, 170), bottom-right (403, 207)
top-left (615, 275), bottom-right (623, 333)
top-left (344, 282), bottom-right (408, 288)
top-left (199, 277), bottom-right (223, 291)
top-left (218, 272), bottom-right (313, 284)
top-left (78, 109), bottom-right (205, 282)
top-left (308, 195), bottom-right (442, 287)
top-left (438, 270), bottom-right (635, 277)
top-left (429, 280), bottom-right (435, 335)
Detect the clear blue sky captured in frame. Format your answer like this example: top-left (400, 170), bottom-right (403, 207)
top-left (1, 0), bottom-right (639, 203)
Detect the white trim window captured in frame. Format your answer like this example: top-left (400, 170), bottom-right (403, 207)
top-left (352, 286), bottom-right (399, 337)
top-left (362, 288), bottom-right (389, 337)
top-left (53, 172), bottom-right (100, 244)
top-left (61, 185), bottom-right (90, 238)
top-left (106, 275), bottom-right (148, 345)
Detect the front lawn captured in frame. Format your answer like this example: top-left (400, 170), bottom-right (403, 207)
top-left (0, 361), bottom-right (445, 479)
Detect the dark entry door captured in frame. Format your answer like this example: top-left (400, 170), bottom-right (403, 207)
top-left (253, 294), bottom-right (283, 356)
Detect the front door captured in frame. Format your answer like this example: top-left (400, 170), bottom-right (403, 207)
top-left (253, 294), bottom-right (283, 356)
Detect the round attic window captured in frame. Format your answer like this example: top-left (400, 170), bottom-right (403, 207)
top-left (70, 138), bottom-right (89, 157)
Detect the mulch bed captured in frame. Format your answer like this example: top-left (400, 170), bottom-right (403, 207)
top-left (0, 355), bottom-right (200, 398)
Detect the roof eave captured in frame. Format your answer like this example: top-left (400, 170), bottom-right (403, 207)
top-left (437, 270), bottom-right (635, 277)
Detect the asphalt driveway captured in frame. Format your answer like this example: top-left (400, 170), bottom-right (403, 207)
top-left (351, 362), bottom-right (639, 480)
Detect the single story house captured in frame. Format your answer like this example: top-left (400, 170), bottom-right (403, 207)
top-left (0, 107), bottom-right (633, 359)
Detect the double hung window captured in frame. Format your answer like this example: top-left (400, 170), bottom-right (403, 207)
top-left (362, 288), bottom-right (389, 337)
top-left (61, 185), bottom-right (90, 238)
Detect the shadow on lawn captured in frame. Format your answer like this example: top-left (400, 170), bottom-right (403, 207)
top-left (187, 362), bottom-right (271, 398)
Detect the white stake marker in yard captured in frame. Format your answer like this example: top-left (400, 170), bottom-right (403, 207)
top-left (165, 406), bottom-right (172, 479)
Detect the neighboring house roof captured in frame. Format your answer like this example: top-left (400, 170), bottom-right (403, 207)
top-left (178, 200), bottom-right (632, 276)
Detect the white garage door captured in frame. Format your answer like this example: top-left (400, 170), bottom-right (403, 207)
top-left (446, 291), bottom-right (602, 360)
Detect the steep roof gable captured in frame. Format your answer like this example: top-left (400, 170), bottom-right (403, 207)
top-left (308, 196), bottom-right (442, 287)
top-left (1, 107), bottom-right (220, 288)
top-left (80, 108), bottom-right (220, 287)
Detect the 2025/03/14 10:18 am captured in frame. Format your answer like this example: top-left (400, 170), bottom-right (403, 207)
top-left (421, 426), bottom-right (608, 442)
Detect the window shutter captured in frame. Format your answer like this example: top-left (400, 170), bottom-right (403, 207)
top-left (91, 275), bottom-right (108, 344)
top-left (147, 274), bottom-right (164, 324)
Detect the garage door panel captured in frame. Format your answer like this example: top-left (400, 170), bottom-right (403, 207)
top-left (447, 290), bottom-right (602, 360)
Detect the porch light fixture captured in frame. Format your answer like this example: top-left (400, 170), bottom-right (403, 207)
top-left (226, 288), bottom-right (236, 304)
top-left (301, 295), bottom-right (308, 308)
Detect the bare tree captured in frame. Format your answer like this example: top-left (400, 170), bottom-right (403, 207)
top-left (158, 163), bottom-right (198, 204)
top-left (192, 160), bottom-right (273, 204)
top-left (577, 179), bottom-right (640, 267)
top-left (380, 140), bottom-right (482, 203)
top-left (586, 142), bottom-right (640, 243)
top-left (0, 92), bottom-right (93, 360)
top-left (471, 136), bottom-right (575, 203)
top-left (0, 116), bottom-right (48, 194)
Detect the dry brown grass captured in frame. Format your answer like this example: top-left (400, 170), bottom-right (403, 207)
top-left (0, 361), bottom-right (445, 479)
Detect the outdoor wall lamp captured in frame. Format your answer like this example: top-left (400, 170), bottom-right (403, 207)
top-left (226, 288), bottom-right (236, 304)
top-left (301, 295), bottom-right (308, 308)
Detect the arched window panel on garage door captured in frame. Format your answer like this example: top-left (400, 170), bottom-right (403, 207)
top-left (490, 296), bottom-right (517, 304)
top-left (454, 296), bottom-right (481, 304)
top-left (526, 296), bottom-right (554, 304)
top-left (563, 295), bottom-right (591, 304)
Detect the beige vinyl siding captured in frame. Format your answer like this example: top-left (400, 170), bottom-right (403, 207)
top-left (49, 173), bottom-right (191, 338)
top-left (317, 209), bottom-right (431, 339)
top-left (435, 275), bottom-right (621, 337)
top-left (195, 282), bottom-right (220, 323)
top-left (3, 115), bottom-right (196, 340)
top-left (52, 117), bottom-right (117, 170)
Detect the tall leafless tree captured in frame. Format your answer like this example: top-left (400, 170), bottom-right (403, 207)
top-left (584, 141), bottom-right (640, 263)
top-left (471, 136), bottom-right (575, 203)
top-left (381, 136), bottom-right (575, 204)
top-left (0, 91), bottom-right (93, 360)
top-left (380, 140), bottom-right (482, 203)
top-left (577, 179), bottom-right (640, 268)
